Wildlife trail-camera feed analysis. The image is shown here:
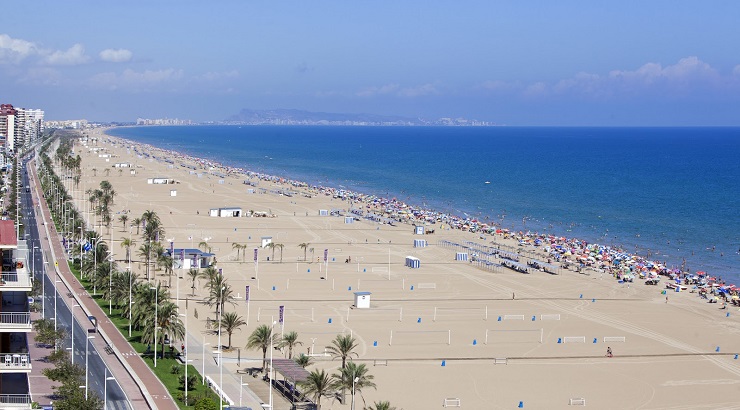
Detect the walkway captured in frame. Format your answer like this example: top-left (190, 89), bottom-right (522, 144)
top-left (28, 159), bottom-right (178, 410)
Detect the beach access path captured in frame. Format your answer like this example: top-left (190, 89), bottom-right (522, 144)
top-left (28, 159), bottom-right (178, 410)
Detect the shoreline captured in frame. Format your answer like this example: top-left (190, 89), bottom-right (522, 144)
top-left (101, 127), bottom-right (738, 290)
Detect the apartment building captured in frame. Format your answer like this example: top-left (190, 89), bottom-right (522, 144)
top-left (0, 219), bottom-right (32, 408)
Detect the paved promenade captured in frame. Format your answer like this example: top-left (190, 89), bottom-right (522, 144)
top-left (28, 159), bottom-right (178, 410)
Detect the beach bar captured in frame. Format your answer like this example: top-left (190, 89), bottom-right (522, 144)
top-left (168, 248), bottom-right (215, 270)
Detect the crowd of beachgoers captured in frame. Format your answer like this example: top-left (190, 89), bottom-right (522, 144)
top-left (106, 134), bottom-right (739, 307)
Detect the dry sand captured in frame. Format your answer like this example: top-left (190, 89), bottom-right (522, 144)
top-left (67, 128), bottom-right (740, 409)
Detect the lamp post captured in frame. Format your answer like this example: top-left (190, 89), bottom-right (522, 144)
top-left (150, 286), bottom-right (158, 367)
top-left (104, 368), bottom-right (116, 410)
top-left (71, 304), bottom-right (80, 364)
top-left (179, 313), bottom-right (189, 404)
top-left (352, 376), bottom-right (360, 410)
top-left (108, 249), bottom-right (113, 314)
top-left (42, 261), bottom-right (48, 318)
top-left (240, 376), bottom-right (249, 407)
top-left (85, 335), bottom-right (95, 399)
top-left (128, 227), bottom-right (133, 337)
top-left (54, 278), bottom-right (62, 348)
top-left (217, 285), bottom-right (225, 410)
top-left (268, 318), bottom-right (277, 410)
top-left (202, 338), bottom-right (210, 385)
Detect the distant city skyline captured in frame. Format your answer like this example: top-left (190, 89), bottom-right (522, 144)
top-left (2, 1), bottom-right (739, 126)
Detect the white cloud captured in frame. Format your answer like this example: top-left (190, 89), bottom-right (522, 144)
top-left (199, 70), bottom-right (239, 82)
top-left (90, 68), bottom-right (184, 90)
top-left (99, 48), bottom-right (133, 63)
top-left (356, 84), bottom-right (399, 97)
top-left (0, 34), bottom-right (38, 64)
top-left (45, 44), bottom-right (89, 65)
top-left (398, 83), bottom-right (439, 97)
top-left (356, 82), bottom-right (439, 98)
top-left (519, 56), bottom-right (733, 99)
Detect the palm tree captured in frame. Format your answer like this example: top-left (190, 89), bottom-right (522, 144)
top-left (198, 240), bottom-right (212, 253)
top-left (274, 243), bottom-right (285, 263)
top-left (131, 217), bottom-right (142, 235)
top-left (298, 369), bottom-right (336, 410)
top-left (326, 334), bottom-right (359, 369)
top-left (91, 167), bottom-right (97, 177)
top-left (265, 242), bottom-right (275, 261)
top-left (219, 312), bottom-right (246, 349)
top-left (187, 268), bottom-right (199, 295)
top-left (157, 252), bottom-right (174, 288)
top-left (332, 362), bottom-right (376, 408)
top-left (118, 214), bottom-right (128, 231)
top-left (104, 168), bottom-right (111, 176)
top-left (279, 331), bottom-right (302, 359)
top-left (246, 324), bottom-right (280, 372)
top-left (364, 401), bottom-right (397, 410)
top-left (120, 237), bottom-right (136, 264)
top-left (232, 242), bottom-right (242, 260)
top-left (298, 242), bottom-right (310, 262)
top-left (294, 354), bottom-right (313, 368)
top-left (206, 275), bottom-right (235, 314)
top-left (111, 270), bottom-right (138, 315)
top-left (142, 301), bottom-right (184, 359)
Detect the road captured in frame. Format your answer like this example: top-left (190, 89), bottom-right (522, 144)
top-left (21, 158), bottom-right (130, 409)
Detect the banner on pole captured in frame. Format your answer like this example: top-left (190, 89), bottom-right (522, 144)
top-left (245, 285), bottom-right (250, 302)
top-left (324, 249), bottom-right (328, 262)
top-left (279, 305), bottom-right (285, 323)
top-left (254, 248), bottom-right (258, 262)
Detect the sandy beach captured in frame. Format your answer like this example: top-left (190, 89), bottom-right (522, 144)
top-left (67, 128), bottom-right (740, 409)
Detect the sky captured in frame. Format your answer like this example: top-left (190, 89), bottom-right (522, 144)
top-left (1, 1), bottom-right (739, 125)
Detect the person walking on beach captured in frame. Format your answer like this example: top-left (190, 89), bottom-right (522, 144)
top-left (606, 347), bottom-right (612, 357)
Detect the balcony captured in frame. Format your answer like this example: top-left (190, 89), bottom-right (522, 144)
top-left (0, 313), bottom-right (31, 332)
top-left (0, 353), bottom-right (30, 373)
top-left (0, 394), bottom-right (31, 408)
top-left (0, 268), bottom-right (32, 292)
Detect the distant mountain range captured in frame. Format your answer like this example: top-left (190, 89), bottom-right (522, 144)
top-left (222, 108), bottom-right (495, 126)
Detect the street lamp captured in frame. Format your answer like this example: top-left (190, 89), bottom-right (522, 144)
top-left (150, 286), bottom-right (158, 367)
top-left (54, 278), bottom-right (62, 347)
top-left (179, 313), bottom-right (189, 404)
top-left (218, 285), bottom-right (225, 410)
top-left (202, 338), bottom-right (210, 385)
top-left (71, 304), bottom-right (80, 364)
top-left (127, 227), bottom-right (133, 338)
top-left (240, 376), bottom-right (249, 407)
top-left (269, 318), bottom-right (277, 410)
top-left (352, 376), bottom-right (360, 410)
top-left (104, 368), bottom-right (116, 410)
top-left (42, 261), bottom-right (49, 318)
top-left (85, 335), bottom-right (95, 399)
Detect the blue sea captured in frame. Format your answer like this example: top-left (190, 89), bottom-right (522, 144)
top-left (106, 126), bottom-right (740, 283)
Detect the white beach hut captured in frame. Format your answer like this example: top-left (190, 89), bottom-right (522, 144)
top-left (344, 216), bottom-right (354, 224)
top-left (414, 226), bottom-right (425, 235)
top-left (319, 209), bottom-right (329, 216)
top-left (353, 292), bottom-right (371, 309)
top-left (455, 252), bottom-right (469, 261)
top-left (261, 236), bottom-right (273, 248)
top-left (413, 239), bottom-right (427, 248)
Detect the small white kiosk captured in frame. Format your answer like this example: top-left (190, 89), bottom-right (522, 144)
top-left (353, 291), bottom-right (371, 309)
